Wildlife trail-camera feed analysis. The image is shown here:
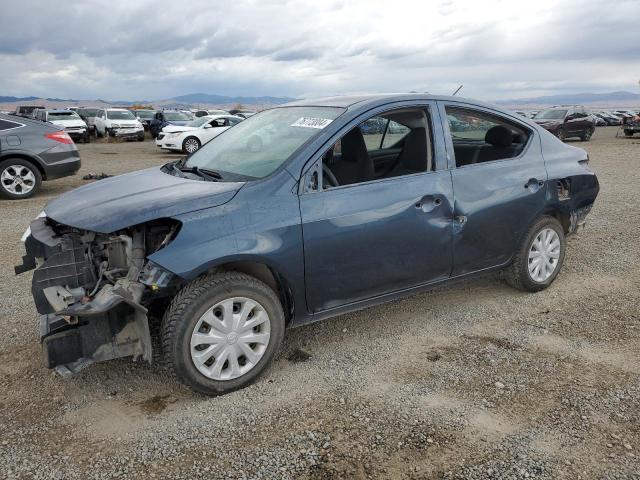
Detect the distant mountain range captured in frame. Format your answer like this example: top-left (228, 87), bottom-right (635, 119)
top-left (0, 93), bottom-right (296, 109)
top-left (499, 91), bottom-right (640, 107)
top-left (1, 91), bottom-right (638, 110)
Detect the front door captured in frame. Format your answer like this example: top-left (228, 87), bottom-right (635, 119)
top-left (299, 104), bottom-right (454, 313)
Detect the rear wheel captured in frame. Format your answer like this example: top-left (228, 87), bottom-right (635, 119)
top-left (161, 271), bottom-right (285, 395)
top-left (0, 159), bottom-right (42, 200)
top-left (182, 136), bottom-right (201, 154)
top-left (624, 130), bottom-right (633, 137)
top-left (505, 216), bottom-right (565, 292)
top-left (581, 127), bottom-right (594, 141)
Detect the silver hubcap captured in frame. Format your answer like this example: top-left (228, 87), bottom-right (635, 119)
top-left (185, 139), bottom-right (199, 153)
top-left (190, 297), bottom-right (271, 381)
top-left (528, 228), bottom-right (561, 282)
top-left (1, 165), bottom-right (36, 195)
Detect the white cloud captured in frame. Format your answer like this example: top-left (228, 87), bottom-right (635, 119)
top-left (0, 0), bottom-right (638, 101)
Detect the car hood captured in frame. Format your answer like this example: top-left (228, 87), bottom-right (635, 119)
top-left (50, 119), bottom-right (86, 128)
top-left (44, 166), bottom-right (244, 233)
top-left (109, 120), bottom-right (140, 127)
top-left (163, 125), bottom-right (197, 133)
top-left (532, 118), bottom-right (562, 125)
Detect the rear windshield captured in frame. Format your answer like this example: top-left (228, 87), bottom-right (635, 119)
top-left (107, 110), bottom-right (135, 120)
top-left (48, 111), bottom-right (81, 121)
top-left (185, 106), bottom-right (344, 179)
top-left (79, 109), bottom-right (100, 116)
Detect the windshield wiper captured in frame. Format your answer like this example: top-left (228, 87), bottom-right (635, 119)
top-left (176, 163), bottom-right (223, 181)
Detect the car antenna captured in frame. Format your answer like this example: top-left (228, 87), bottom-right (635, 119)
top-left (451, 85), bottom-right (463, 96)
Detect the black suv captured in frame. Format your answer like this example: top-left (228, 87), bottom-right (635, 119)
top-left (532, 107), bottom-right (595, 141)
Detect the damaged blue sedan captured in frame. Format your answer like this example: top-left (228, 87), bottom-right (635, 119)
top-left (16, 94), bottom-right (599, 395)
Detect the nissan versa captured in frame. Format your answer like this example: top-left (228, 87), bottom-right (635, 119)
top-left (16, 94), bottom-right (599, 395)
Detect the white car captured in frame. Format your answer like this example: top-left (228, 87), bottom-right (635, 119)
top-left (94, 108), bottom-right (145, 141)
top-left (155, 115), bottom-right (243, 153)
top-left (33, 109), bottom-right (89, 143)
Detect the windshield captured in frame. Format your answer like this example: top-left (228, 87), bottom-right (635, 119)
top-left (534, 109), bottom-right (567, 120)
top-left (164, 112), bottom-right (190, 121)
top-left (48, 112), bottom-right (81, 121)
top-left (185, 106), bottom-right (344, 179)
top-left (133, 110), bottom-right (155, 119)
top-left (107, 110), bottom-right (136, 120)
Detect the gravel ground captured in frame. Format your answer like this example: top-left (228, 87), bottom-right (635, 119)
top-left (0, 127), bottom-right (638, 479)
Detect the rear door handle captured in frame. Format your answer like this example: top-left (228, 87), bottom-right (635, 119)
top-left (524, 178), bottom-right (544, 190)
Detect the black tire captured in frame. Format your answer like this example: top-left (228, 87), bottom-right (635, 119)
top-left (182, 136), bottom-right (201, 154)
top-left (0, 158), bottom-right (42, 200)
top-left (504, 216), bottom-right (566, 292)
top-left (137, 132), bottom-right (145, 142)
top-left (555, 128), bottom-right (566, 142)
top-left (581, 127), bottom-right (593, 141)
top-left (624, 130), bottom-right (633, 137)
top-left (161, 271), bottom-right (285, 395)
top-left (83, 131), bottom-right (91, 143)
top-left (96, 127), bottom-right (104, 138)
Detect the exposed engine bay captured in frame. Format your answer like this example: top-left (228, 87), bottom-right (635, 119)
top-left (15, 216), bottom-right (180, 375)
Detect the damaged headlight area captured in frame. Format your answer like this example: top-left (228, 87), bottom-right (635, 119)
top-left (15, 216), bottom-right (180, 376)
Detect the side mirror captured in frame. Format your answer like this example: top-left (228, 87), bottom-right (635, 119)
top-left (203, 124), bottom-right (212, 129)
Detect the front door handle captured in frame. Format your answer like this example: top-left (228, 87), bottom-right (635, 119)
top-left (415, 195), bottom-right (442, 213)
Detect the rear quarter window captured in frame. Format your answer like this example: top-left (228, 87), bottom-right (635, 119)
top-left (0, 119), bottom-right (22, 131)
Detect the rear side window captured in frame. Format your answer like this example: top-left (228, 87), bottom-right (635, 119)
top-left (0, 119), bottom-right (22, 131)
top-left (445, 107), bottom-right (530, 167)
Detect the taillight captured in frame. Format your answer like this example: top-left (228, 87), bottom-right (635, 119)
top-left (45, 131), bottom-right (74, 144)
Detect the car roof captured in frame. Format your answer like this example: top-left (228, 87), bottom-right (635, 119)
top-left (45, 109), bottom-right (77, 113)
top-left (280, 93), bottom-right (503, 110)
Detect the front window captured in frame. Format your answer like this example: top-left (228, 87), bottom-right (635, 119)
top-left (185, 106), bottom-right (344, 179)
top-left (534, 110), bottom-right (567, 120)
top-left (107, 110), bottom-right (136, 120)
top-left (164, 112), bottom-right (191, 121)
top-left (47, 111), bottom-right (81, 121)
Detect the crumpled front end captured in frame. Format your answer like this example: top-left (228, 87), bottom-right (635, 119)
top-left (15, 216), bottom-right (180, 375)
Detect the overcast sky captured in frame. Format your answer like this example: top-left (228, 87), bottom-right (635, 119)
top-left (1, 0), bottom-right (639, 102)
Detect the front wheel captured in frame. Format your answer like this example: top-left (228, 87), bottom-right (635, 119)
top-left (161, 271), bottom-right (285, 395)
top-left (505, 216), bottom-right (566, 292)
top-left (182, 136), bottom-right (201, 154)
top-left (137, 132), bottom-right (145, 142)
top-left (624, 130), bottom-right (633, 137)
top-left (555, 128), bottom-right (566, 142)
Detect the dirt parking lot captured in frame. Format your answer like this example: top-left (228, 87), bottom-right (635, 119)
top-left (0, 128), bottom-right (638, 479)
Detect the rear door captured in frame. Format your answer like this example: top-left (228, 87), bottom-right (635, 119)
top-left (440, 102), bottom-right (548, 276)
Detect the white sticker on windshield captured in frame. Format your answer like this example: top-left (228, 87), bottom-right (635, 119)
top-left (291, 117), bottom-right (333, 129)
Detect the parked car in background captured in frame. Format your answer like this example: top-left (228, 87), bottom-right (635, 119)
top-left (593, 112), bottom-right (621, 126)
top-left (76, 108), bottom-right (101, 134)
top-left (15, 94), bottom-right (599, 394)
top-left (229, 109), bottom-right (257, 118)
top-left (532, 106), bottom-right (595, 141)
top-left (0, 113), bottom-right (80, 199)
top-left (149, 110), bottom-right (193, 138)
top-left (94, 108), bottom-right (145, 140)
top-left (588, 114), bottom-right (607, 127)
top-left (155, 114), bottom-right (243, 153)
top-left (130, 109), bottom-right (156, 130)
top-left (34, 109), bottom-right (90, 143)
top-left (14, 105), bottom-right (45, 118)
